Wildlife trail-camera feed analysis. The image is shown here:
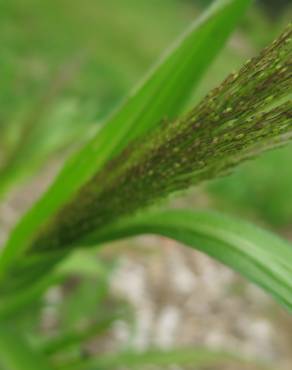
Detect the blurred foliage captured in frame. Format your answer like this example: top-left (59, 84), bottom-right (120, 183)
top-left (209, 146), bottom-right (292, 227)
top-left (0, 0), bottom-right (196, 194)
top-left (12, 251), bottom-right (129, 365)
top-left (258, 0), bottom-right (292, 17)
top-left (0, 1), bottom-right (291, 369)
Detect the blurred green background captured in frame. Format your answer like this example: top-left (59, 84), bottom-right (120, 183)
top-left (0, 1), bottom-right (292, 368)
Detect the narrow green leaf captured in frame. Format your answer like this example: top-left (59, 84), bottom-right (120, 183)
top-left (0, 252), bottom-right (107, 320)
top-left (0, 272), bottom-right (64, 320)
top-left (87, 210), bottom-right (292, 312)
top-left (40, 315), bottom-right (119, 356)
top-left (0, 0), bottom-right (250, 273)
top-left (0, 58), bottom-right (83, 199)
top-left (0, 323), bottom-right (53, 370)
top-left (57, 347), bottom-right (273, 370)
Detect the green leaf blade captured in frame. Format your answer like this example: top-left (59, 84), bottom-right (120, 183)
top-left (0, 323), bottom-right (53, 370)
top-left (0, 0), bottom-right (251, 274)
top-left (89, 209), bottom-right (292, 312)
top-left (59, 347), bottom-right (273, 370)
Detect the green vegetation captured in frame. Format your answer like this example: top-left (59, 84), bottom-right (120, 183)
top-left (0, 0), bottom-right (291, 369)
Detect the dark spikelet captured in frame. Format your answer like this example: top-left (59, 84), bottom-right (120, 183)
top-left (29, 23), bottom-right (292, 254)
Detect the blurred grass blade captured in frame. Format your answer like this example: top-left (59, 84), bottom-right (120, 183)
top-left (40, 315), bottom-right (119, 356)
top-left (0, 252), bottom-right (113, 320)
top-left (0, 57), bottom-right (83, 198)
top-left (0, 0), bottom-right (250, 272)
top-left (0, 323), bottom-right (53, 370)
top-left (0, 273), bottom-right (64, 320)
top-left (88, 210), bottom-right (292, 311)
top-left (58, 347), bottom-right (272, 370)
